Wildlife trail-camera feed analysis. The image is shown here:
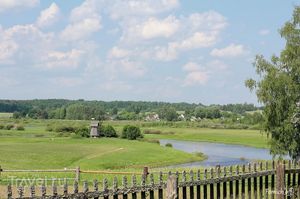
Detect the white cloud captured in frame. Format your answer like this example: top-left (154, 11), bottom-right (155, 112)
top-left (99, 81), bottom-right (133, 92)
top-left (182, 62), bottom-right (209, 86)
top-left (70, 0), bottom-right (99, 22)
top-left (259, 29), bottom-right (270, 36)
top-left (41, 49), bottom-right (84, 69)
top-left (152, 11), bottom-right (227, 61)
top-left (210, 44), bottom-right (247, 57)
top-left (108, 0), bottom-right (179, 19)
top-left (0, 0), bottom-right (39, 12)
top-left (154, 32), bottom-right (219, 61)
top-left (184, 71), bottom-right (209, 86)
top-left (140, 16), bottom-right (179, 39)
top-left (183, 62), bottom-right (200, 72)
top-left (0, 40), bottom-right (18, 62)
top-left (36, 3), bottom-right (60, 28)
top-left (108, 46), bottom-right (130, 59)
top-left (60, 17), bottom-right (101, 41)
top-left (52, 77), bottom-right (83, 87)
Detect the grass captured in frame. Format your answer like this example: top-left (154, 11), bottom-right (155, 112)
top-left (142, 127), bottom-right (269, 148)
top-left (0, 117), bottom-right (270, 190)
top-left (0, 113), bottom-right (12, 118)
top-left (0, 137), bottom-right (202, 170)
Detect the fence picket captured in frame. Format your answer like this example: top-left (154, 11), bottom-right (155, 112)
top-left (229, 166), bottom-right (233, 199)
top-left (271, 160), bottom-right (275, 199)
top-left (204, 169), bottom-right (208, 199)
top-left (241, 165), bottom-right (245, 199)
top-left (196, 169), bottom-right (201, 199)
top-left (159, 171), bottom-right (163, 199)
top-left (150, 174), bottom-right (155, 199)
top-left (217, 167), bottom-right (221, 199)
top-left (122, 176), bottom-right (128, 199)
top-left (131, 175), bottom-right (137, 199)
top-left (253, 163), bottom-right (257, 199)
top-left (190, 170), bottom-right (194, 199)
top-left (248, 163), bottom-right (252, 199)
top-left (265, 162), bottom-right (269, 199)
top-left (235, 165), bottom-right (239, 198)
top-left (141, 174), bottom-right (146, 199)
top-left (223, 167), bottom-right (227, 199)
top-left (94, 179), bottom-right (99, 199)
top-left (210, 168), bottom-right (214, 199)
top-left (182, 170), bottom-right (187, 199)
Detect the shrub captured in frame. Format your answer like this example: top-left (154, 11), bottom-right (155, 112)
top-left (165, 143), bottom-right (173, 147)
top-left (16, 125), bottom-right (25, 131)
top-left (0, 124), bottom-right (4, 129)
top-left (55, 125), bottom-right (76, 133)
top-left (5, 124), bottom-right (14, 130)
top-left (45, 124), bottom-right (53, 132)
top-left (140, 138), bottom-right (160, 144)
top-left (100, 125), bottom-right (118, 137)
top-left (122, 125), bottom-right (143, 140)
top-left (143, 129), bottom-right (162, 134)
top-left (75, 127), bottom-right (89, 138)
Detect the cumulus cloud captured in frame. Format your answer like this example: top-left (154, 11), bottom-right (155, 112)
top-left (210, 44), bottom-right (247, 57)
top-left (36, 3), bottom-right (60, 28)
top-left (182, 62), bottom-right (209, 86)
top-left (0, 0), bottom-right (39, 12)
top-left (41, 49), bottom-right (84, 69)
top-left (152, 11), bottom-right (227, 61)
top-left (60, 17), bottom-right (101, 41)
top-left (140, 16), bottom-right (179, 39)
top-left (108, 46), bottom-right (131, 59)
top-left (0, 40), bottom-right (18, 63)
top-left (108, 0), bottom-right (179, 19)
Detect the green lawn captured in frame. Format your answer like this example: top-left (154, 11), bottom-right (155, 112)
top-left (0, 137), bottom-right (202, 170)
top-left (142, 127), bottom-right (269, 149)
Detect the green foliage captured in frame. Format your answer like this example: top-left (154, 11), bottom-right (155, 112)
top-left (75, 127), bottom-right (89, 138)
top-left (245, 6), bottom-right (300, 159)
top-left (16, 125), bottom-right (25, 131)
top-left (194, 106), bottom-right (221, 119)
top-left (121, 125), bottom-right (143, 140)
top-left (100, 125), bottom-right (118, 137)
top-left (5, 124), bottom-right (14, 130)
top-left (165, 143), bottom-right (173, 147)
top-left (158, 107), bottom-right (178, 121)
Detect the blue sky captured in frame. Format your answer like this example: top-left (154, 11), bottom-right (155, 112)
top-left (0, 0), bottom-right (297, 104)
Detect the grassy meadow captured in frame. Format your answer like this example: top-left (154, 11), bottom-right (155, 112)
top-left (0, 116), bottom-right (270, 190)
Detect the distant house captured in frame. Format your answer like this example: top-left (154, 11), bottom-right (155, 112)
top-left (90, 120), bottom-right (100, 137)
top-left (145, 113), bottom-right (160, 121)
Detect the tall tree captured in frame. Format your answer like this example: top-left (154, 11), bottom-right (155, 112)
top-left (245, 6), bottom-right (300, 159)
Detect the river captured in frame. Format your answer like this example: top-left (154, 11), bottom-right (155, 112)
top-left (159, 139), bottom-right (274, 168)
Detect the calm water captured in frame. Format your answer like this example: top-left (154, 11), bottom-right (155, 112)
top-left (160, 139), bottom-right (274, 168)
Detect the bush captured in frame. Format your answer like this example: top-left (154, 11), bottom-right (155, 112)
top-left (16, 125), bottom-right (25, 131)
top-left (100, 125), bottom-right (118, 137)
top-left (165, 143), bottom-right (173, 147)
top-left (5, 124), bottom-right (14, 130)
top-left (0, 124), bottom-right (4, 129)
top-left (75, 127), bottom-right (89, 138)
top-left (143, 129), bottom-right (162, 134)
top-left (122, 125), bottom-right (143, 140)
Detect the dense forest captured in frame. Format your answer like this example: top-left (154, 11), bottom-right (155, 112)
top-left (0, 99), bottom-right (262, 123)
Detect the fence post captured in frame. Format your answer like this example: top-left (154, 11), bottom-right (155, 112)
top-left (76, 166), bottom-right (80, 182)
top-left (143, 167), bottom-right (149, 177)
top-left (276, 163), bottom-right (285, 199)
top-left (167, 175), bottom-right (178, 199)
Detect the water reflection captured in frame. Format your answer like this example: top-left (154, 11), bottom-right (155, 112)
top-left (160, 139), bottom-right (274, 168)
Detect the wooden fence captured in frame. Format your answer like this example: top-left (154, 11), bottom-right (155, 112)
top-left (5, 160), bottom-right (300, 199)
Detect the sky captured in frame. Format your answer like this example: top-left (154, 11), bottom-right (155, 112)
top-left (0, 0), bottom-right (298, 105)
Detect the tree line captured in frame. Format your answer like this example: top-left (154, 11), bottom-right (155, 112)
top-left (0, 99), bottom-right (261, 122)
